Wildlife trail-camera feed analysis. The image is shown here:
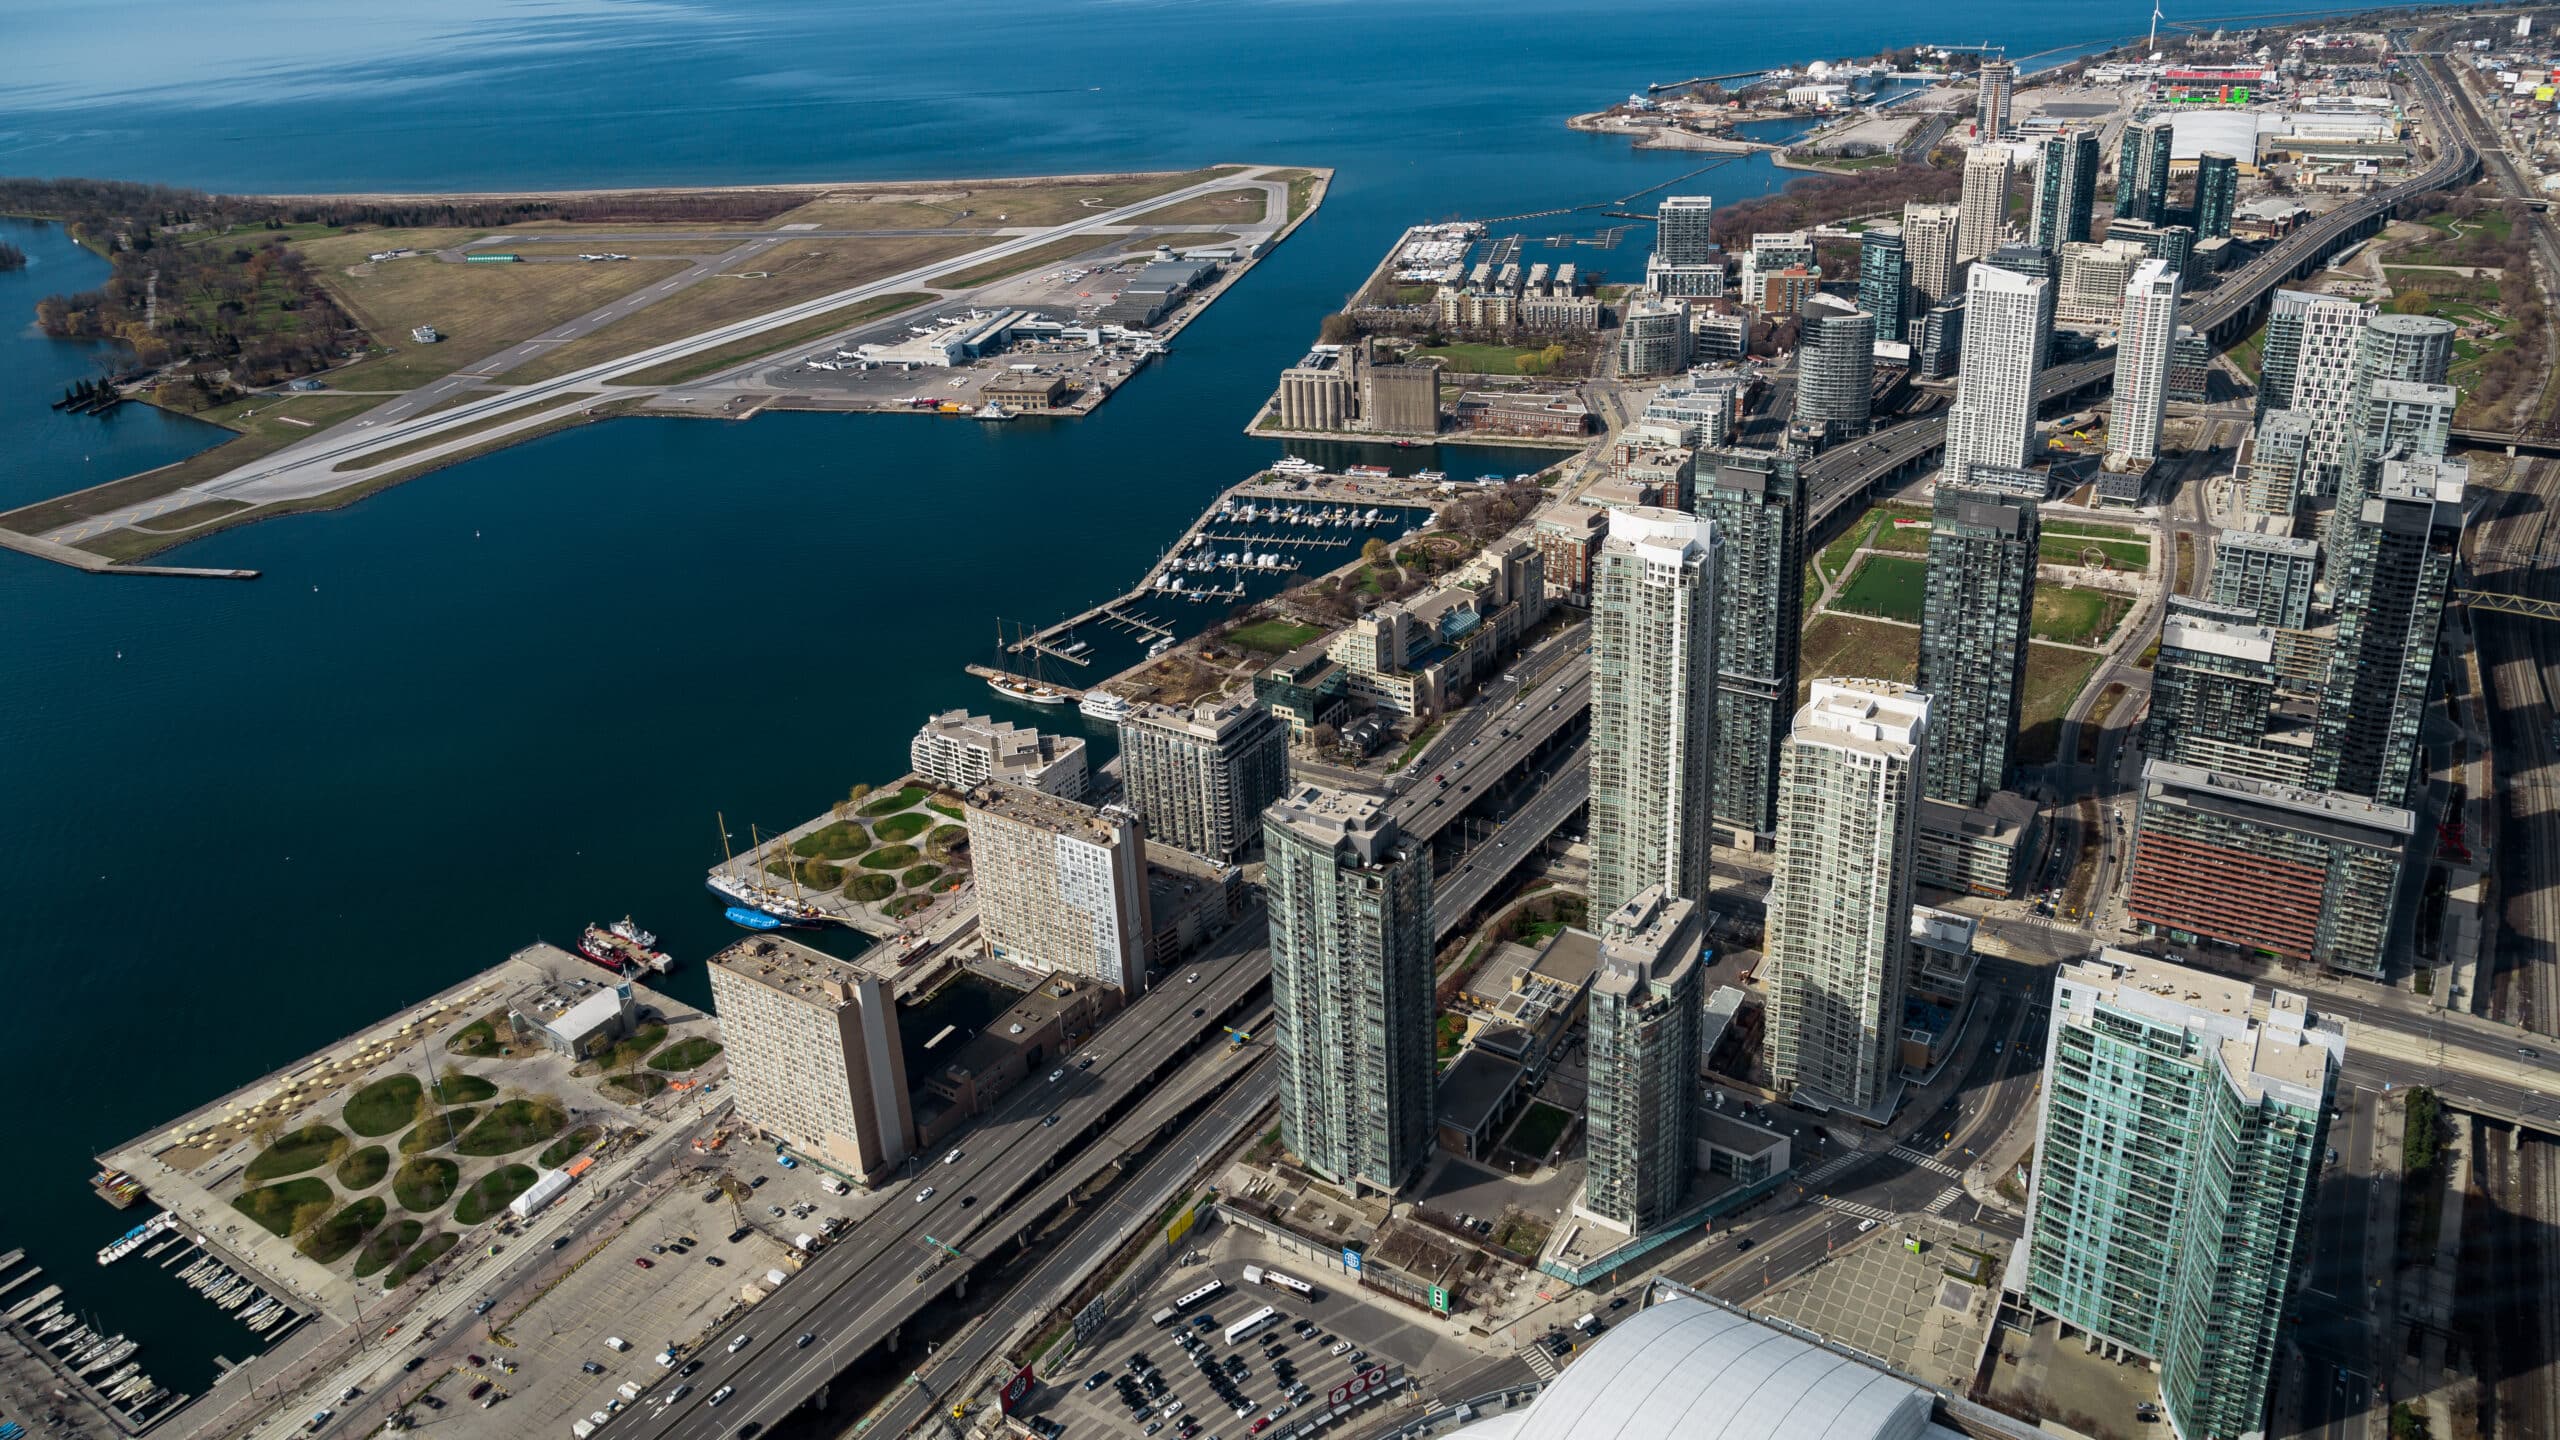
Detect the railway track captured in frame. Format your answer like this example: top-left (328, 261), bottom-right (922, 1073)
top-left (2463, 1124), bottom-right (2560, 1440)
top-left (2470, 456), bottom-right (2560, 1037)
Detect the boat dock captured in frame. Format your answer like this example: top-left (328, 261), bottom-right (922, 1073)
top-left (714, 798), bottom-right (941, 939)
top-left (0, 1249), bottom-right (189, 1434)
top-left (991, 474), bottom-right (1418, 683)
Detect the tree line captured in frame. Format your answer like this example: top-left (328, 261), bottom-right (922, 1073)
top-left (0, 175), bottom-right (813, 397)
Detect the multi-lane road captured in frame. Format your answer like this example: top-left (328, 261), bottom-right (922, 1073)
top-left (1795, 92), bottom-right (2477, 533)
top-left (598, 919), bottom-right (1279, 1439)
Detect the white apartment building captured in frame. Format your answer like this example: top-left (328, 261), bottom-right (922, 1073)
top-left (1942, 265), bottom-right (2049, 488)
top-left (2109, 259), bottom-right (2184, 468)
top-left (964, 782), bottom-right (1150, 995)
top-left (1765, 680), bottom-right (1931, 1115)
top-left (1588, 506), bottom-right (1721, 916)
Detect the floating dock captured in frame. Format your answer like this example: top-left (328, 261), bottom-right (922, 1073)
top-left (0, 1249), bottom-right (189, 1434)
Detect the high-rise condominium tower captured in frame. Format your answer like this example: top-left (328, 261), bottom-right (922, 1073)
top-left (1766, 680), bottom-right (1930, 1114)
top-left (1589, 506), bottom-right (1720, 915)
top-left (1578, 885), bottom-right (1706, 1235)
top-left (1941, 264), bottom-right (2049, 488)
top-left (1264, 785), bottom-right (1434, 1195)
top-left (2025, 951), bottom-right (2340, 1440)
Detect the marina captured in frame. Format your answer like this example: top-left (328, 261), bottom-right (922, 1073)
top-left (980, 463), bottom-right (1442, 704)
top-left (0, 1248), bottom-right (193, 1434)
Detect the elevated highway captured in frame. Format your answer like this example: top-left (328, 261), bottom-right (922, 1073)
top-left (1795, 77), bottom-right (2478, 537)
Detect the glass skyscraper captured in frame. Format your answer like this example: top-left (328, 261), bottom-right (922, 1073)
top-left (1697, 448), bottom-right (1804, 840)
top-left (1589, 506), bottom-right (1720, 914)
top-left (1578, 886), bottom-right (1706, 1235)
top-left (1917, 465), bottom-right (2043, 807)
top-left (2025, 951), bottom-right (2341, 1440)
top-left (1264, 784), bottom-right (1435, 1195)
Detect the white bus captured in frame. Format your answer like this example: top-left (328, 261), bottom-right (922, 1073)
top-left (1266, 1271), bottom-right (1316, 1297)
top-left (1174, 1279), bottom-right (1224, 1312)
top-left (1224, 1305), bottom-right (1280, 1346)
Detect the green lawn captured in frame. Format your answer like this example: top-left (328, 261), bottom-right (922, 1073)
top-left (1395, 720), bottom-right (1446, 768)
top-left (344, 1076), bottom-right (424, 1137)
top-left (2032, 587), bottom-right (2131, 647)
top-left (1506, 1101), bottom-right (1574, 1158)
top-left (298, 1197), bottom-right (387, 1264)
top-left (246, 1125), bottom-right (349, 1184)
top-left (539, 1125), bottom-right (603, 1170)
top-left (1229, 618), bottom-right (1322, 653)
top-left (450, 1018), bottom-right (504, 1056)
top-left (874, 812), bottom-right (929, 843)
top-left (600, 1021), bottom-right (670, 1072)
top-left (608, 1072), bottom-right (669, 1101)
top-left (847, 873), bottom-right (896, 902)
top-left (1408, 342), bottom-right (1549, 374)
top-left (337, 1145), bottom-right (391, 1190)
top-left (860, 843), bottom-right (921, 870)
top-left (903, 863), bottom-right (944, 888)
top-left (1832, 555), bottom-right (1928, 623)
top-left (455, 1098), bottom-right (569, 1157)
top-left (2226, 322), bottom-right (2266, 381)
top-left (233, 1178), bottom-right (335, 1238)
top-left (453, 1164), bottom-right (541, 1225)
top-left (352, 1218), bottom-right (425, 1278)
top-left (393, 1156), bottom-right (459, 1212)
top-left (2040, 534), bottom-right (2149, 569)
top-left (649, 1037), bottom-right (726, 1073)
top-left (383, 1231), bottom-right (458, 1289)
top-left (2015, 644), bottom-right (2106, 766)
top-left (790, 821), bottom-right (872, 861)
top-left (860, 786), bottom-right (928, 817)
top-left (400, 1107), bottom-right (478, 1154)
top-left (1813, 509), bottom-right (1888, 590)
top-left (926, 823), bottom-right (968, 859)
top-left (1867, 519), bottom-right (1934, 554)
top-left (433, 1072), bottom-right (497, 1105)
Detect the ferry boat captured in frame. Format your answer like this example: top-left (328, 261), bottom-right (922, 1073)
top-left (1270, 456), bottom-right (1322, 475)
top-left (1080, 690), bottom-right (1134, 722)
top-left (988, 674), bottom-right (1071, 705)
top-left (579, 919), bottom-right (675, 975)
top-left (976, 403), bottom-right (1014, 421)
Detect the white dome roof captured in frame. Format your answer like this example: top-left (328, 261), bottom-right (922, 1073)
top-left (1460, 1297), bottom-right (1950, 1440)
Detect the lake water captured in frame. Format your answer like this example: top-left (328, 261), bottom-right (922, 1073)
top-left (0, 0), bottom-right (2383, 1390)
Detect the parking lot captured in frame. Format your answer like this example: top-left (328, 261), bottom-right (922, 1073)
top-left (1019, 1236), bottom-right (1484, 1440)
top-left (396, 1144), bottom-right (885, 1437)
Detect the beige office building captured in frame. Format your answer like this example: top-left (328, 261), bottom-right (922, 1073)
top-left (964, 782), bottom-right (1151, 995)
top-left (708, 936), bottom-right (914, 1184)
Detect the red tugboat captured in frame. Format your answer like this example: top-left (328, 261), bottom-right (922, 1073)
top-left (577, 917), bottom-right (674, 975)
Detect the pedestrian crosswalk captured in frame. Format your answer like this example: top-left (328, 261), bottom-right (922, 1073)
top-left (1890, 1146), bottom-right (1962, 1178)
top-left (1925, 1186), bottom-right (1964, 1215)
top-left (1797, 1152), bottom-right (1868, 1187)
top-left (1520, 1340), bottom-right (1558, 1380)
top-left (1813, 1196), bottom-right (1897, 1223)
